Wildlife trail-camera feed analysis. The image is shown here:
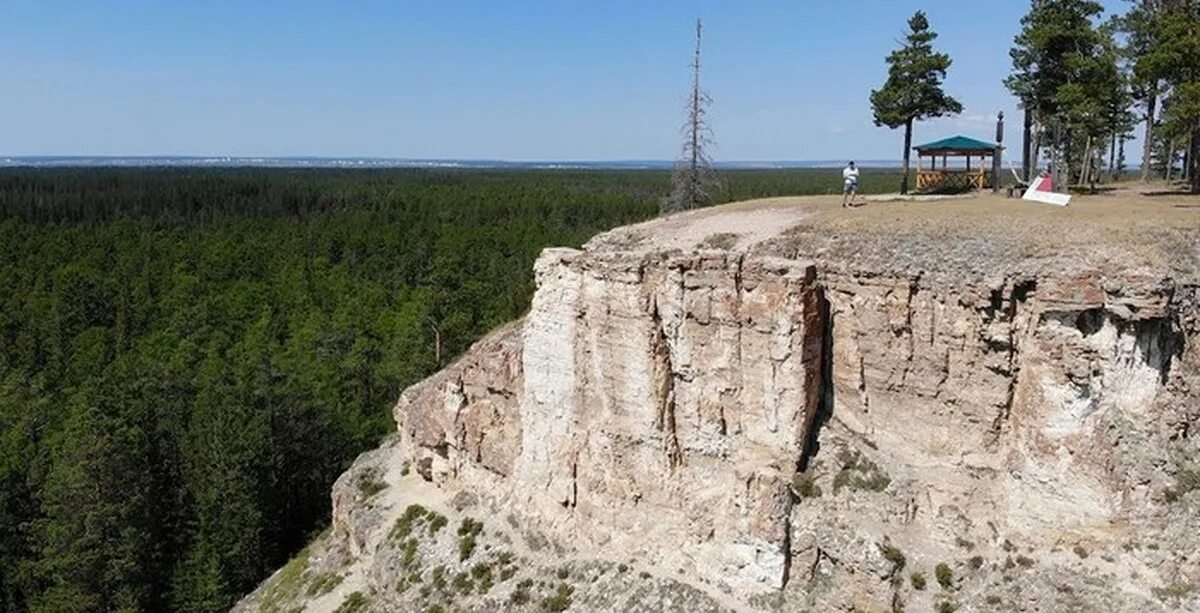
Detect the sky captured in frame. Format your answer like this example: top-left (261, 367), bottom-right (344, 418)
top-left (0, 0), bottom-right (1135, 161)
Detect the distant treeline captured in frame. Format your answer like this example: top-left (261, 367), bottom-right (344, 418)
top-left (0, 167), bottom-right (901, 224)
top-left (0, 167), bottom-right (895, 612)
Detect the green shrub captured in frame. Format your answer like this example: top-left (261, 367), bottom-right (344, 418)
top-left (333, 592), bottom-right (369, 613)
top-left (540, 583), bottom-right (575, 612)
top-left (357, 469), bottom-right (387, 498)
top-left (427, 511), bottom-right (448, 535)
top-left (1152, 582), bottom-right (1195, 601)
top-left (390, 504), bottom-right (429, 541)
top-left (452, 571), bottom-right (474, 594)
top-left (878, 543), bottom-right (906, 571)
top-left (1163, 468), bottom-right (1200, 502)
top-left (401, 538), bottom-right (420, 569)
top-left (458, 517), bottom-right (484, 561)
top-left (257, 544), bottom-right (315, 613)
top-left (510, 579), bottom-right (535, 605)
top-left (305, 572), bottom-right (344, 596)
top-left (936, 601), bottom-right (957, 613)
top-left (792, 471), bottom-right (822, 499)
top-left (472, 562), bottom-right (495, 593)
top-left (831, 449), bottom-right (890, 493)
top-left (459, 534), bottom-right (478, 561)
top-left (910, 572), bottom-right (926, 590)
top-left (431, 565), bottom-right (446, 591)
top-left (935, 563), bottom-right (954, 589)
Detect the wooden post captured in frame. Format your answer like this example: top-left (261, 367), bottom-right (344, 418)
top-left (993, 111), bottom-right (1004, 193)
top-left (916, 153), bottom-right (922, 190)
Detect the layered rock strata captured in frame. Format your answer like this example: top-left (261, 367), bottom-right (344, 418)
top-left (398, 249), bottom-right (827, 593)
top-left (387, 243), bottom-right (1198, 609)
top-left (244, 195), bottom-right (1200, 612)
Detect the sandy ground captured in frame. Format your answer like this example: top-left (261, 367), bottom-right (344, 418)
top-left (585, 184), bottom-right (1200, 279)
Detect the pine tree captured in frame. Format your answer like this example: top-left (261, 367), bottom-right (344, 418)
top-left (1133, 0), bottom-right (1200, 192)
top-left (870, 11), bottom-right (963, 195)
top-left (174, 344), bottom-right (271, 610)
top-left (1056, 20), bottom-right (1133, 187)
top-left (35, 382), bottom-right (166, 613)
top-left (1103, 16), bottom-right (1139, 181)
top-left (1006, 0), bottom-right (1109, 184)
top-left (1122, 0), bottom-right (1167, 181)
top-left (663, 19), bottom-right (721, 214)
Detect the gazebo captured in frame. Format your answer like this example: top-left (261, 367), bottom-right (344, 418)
top-left (914, 135), bottom-right (999, 192)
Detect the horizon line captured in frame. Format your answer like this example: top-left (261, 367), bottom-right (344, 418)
top-left (0, 155), bottom-right (1038, 170)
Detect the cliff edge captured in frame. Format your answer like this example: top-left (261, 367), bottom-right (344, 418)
top-left (238, 190), bottom-right (1200, 612)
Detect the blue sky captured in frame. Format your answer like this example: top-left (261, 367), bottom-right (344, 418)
top-left (1, 1), bottom-right (1133, 161)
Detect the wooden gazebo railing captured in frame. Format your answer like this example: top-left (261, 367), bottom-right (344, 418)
top-left (914, 135), bottom-right (999, 193)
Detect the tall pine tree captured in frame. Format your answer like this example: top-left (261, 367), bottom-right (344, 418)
top-left (1133, 0), bottom-right (1200, 191)
top-left (35, 375), bottom-right (169, 613)
top-left (870, 11), bottom-right (963, 195)
top-left (1122, 0), bottom-right (1167, 181)
top-left (1006, 0), bottom-right (1113, 183)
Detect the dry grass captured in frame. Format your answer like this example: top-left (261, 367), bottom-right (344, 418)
top-left (753, 187), bottom-right (1197, 278)
top-left (584, 182), bottom-right (1200, 283)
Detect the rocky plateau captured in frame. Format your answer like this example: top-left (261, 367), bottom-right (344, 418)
top-left (238, 192), bottom-right (1200, 612)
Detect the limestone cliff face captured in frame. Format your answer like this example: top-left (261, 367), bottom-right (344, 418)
top-left (388, 240), bottom-right (1198, 609)
top-left (398, 250), bottom-right (826, 593)
top-left (244, 196), bottom-right (1200, 612)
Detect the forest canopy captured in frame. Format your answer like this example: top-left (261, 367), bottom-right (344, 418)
top-left (0, 167), bottom-right (890, 612)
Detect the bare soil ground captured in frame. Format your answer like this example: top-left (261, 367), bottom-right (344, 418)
top-left (586, 183), bottom-right (1200, 280)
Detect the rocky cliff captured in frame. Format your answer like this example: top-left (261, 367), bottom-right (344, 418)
top-left (238, 192), bottom-right (1200, 612)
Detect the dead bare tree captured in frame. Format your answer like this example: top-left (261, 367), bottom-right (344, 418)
top-left (662, 18), bottom-right (721, 215)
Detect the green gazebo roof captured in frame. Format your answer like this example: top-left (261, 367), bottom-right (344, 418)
top-left (913, 135), bottom-right (998, 152)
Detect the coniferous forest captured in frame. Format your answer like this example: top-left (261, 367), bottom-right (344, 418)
top-left (0, 168), bottom-right (895, 612)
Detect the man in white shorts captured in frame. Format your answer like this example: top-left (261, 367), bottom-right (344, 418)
top-left (842, 161), bottom-right (859, 207)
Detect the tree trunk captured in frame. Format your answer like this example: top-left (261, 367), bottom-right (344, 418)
top-left (1141, 89), bottom-right (1158, 182)
top-left (1165, 140), bottom-right (1176, 181)
top-left (1052, 122), bottom-right (1065, 193)
top-left (1031, 120), bottom-right (1042, 178)
top-left (1108, 131), bottom-right (1117, 182)
top-left (1117, 136), bottom-right (1126, 181)
top-left (901, 118), bottom-right (913, 195)
top-left (1086, 137), bottom-right (1095, 188)
top-left (1190, 127), bottom-right (1200, 194)
top-left (1022, 105), bottom-right (1033, 182)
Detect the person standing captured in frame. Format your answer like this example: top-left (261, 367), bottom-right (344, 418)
top-left (842, 161), bottom-right (860, 207)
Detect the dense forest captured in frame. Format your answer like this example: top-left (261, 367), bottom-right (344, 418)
top-left (0, 167), bottom-right (896, 612)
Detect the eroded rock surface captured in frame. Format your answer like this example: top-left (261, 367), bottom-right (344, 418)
top-left (240, 193), bottom-right (1200, 612)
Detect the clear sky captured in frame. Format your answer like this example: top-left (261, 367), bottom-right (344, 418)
top-left (1, 0), bottom-right (1133, 161)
